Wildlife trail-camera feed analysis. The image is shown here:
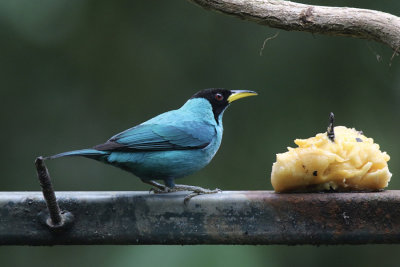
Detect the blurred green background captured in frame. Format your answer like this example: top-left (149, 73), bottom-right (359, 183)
top-left (0, 0), bottom-right (399, 266)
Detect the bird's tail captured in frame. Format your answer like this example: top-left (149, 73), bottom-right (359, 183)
top-left (45, 149), bottom-right (108, 160)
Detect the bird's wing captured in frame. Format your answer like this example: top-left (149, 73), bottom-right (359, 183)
top-left (94, 121), bottom-right (216, 152)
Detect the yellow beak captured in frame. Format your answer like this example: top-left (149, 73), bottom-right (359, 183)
top-left (227, 90), bottom-right (258, 103)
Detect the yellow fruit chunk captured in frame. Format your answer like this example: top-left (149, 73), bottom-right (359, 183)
top-left (271, 126), bottom-right (391, 192)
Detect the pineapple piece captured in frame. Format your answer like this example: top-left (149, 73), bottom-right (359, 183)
top-left (271, 126), bottom-right (391, 192)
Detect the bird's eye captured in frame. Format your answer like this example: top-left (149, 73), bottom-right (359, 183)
top-left (215, 93), bottom-right (224, 101)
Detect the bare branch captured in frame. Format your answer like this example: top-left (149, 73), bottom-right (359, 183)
top-left (188, 0), bottom-right (400, 52)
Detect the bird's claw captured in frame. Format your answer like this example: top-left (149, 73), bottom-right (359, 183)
top-left (149, 186), bottom-right (170, 194)
top-left (182, 187), bottom-right (222, 205)
top-left (145, 180), bottom-right (221, 203)
top-left (146, 180), bottom-right (171, 194)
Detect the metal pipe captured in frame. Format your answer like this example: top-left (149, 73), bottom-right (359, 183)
top-left (1, 190), bottom-right (399, 245)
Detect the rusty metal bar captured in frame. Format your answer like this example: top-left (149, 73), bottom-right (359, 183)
top-left (0, 190), bottom-right (400, 245)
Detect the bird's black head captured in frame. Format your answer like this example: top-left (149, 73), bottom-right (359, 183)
top-left (190, 88), bottom-right (257, 123)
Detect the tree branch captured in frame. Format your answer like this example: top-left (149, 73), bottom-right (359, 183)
top-left (188, 0), bottom-right (400, 52)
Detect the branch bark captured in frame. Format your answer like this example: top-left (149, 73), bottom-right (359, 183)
top-left (188, 0), bottom-right (400, 52)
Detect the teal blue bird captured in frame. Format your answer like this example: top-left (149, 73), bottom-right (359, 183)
top-left (47, 89), bottom-right (257, 199)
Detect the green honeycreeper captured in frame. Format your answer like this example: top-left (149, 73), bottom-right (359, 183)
top-left (47, 88), bottom-right (257, 199)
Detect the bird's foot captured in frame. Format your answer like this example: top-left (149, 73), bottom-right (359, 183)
top-left (183, 189), bottom-right (221, 205)
top-left (171, 184), bottom-right (222, 204)
top-left (149, 187), bottom-right (166, 194)
top-left (144, 180), bottom-right (221, 204)
top-left (146, 180), bottom-right (171, 193)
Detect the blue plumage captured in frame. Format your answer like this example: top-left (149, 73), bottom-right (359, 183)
top-left (48, 149), bottom-right (108, 159)
top-left (48, 89), bottom-right (256, 191)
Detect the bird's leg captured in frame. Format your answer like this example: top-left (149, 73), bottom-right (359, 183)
top-left (142, 180), bottom-right (170, 193)
top-left (171, 184), bottom-right (222, 204)
top-left (171, 184), bottom-right (220, 192)
top-left (143, 180), bottom-right (221, 203)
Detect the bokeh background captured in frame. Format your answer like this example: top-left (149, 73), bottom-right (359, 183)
top-left (1, 0), bottom-right (399, 266)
